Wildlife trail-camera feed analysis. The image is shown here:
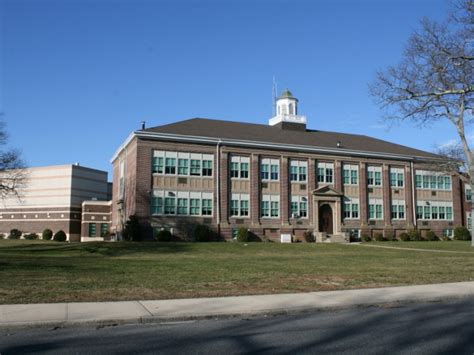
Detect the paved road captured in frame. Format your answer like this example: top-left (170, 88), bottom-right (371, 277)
top-left (1, 298), bottom-right (474, 354)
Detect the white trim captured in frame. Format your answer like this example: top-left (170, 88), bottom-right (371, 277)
top-left (111, 131), bottom-right (443, 164)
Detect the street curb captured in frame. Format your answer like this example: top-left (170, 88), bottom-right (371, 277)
top-left (2, 282), bottom-right (474, 330)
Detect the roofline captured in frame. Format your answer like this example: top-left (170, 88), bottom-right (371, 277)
top-left (111, 130), bottom-right (444, 163)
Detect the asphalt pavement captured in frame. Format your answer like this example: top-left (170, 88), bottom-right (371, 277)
top-left (1, 298), bottom-right (474, 354)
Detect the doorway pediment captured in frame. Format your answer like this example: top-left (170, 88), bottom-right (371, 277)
top-left (312, 185), bottom-right (344, 197)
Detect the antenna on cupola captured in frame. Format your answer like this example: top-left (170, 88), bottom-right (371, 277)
top-left (272, 76), bottom-right (278, 116)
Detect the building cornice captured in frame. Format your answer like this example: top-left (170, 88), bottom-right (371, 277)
top-left (111, 130), bottom-right (445, 163)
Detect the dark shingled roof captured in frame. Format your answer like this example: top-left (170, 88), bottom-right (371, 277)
top-left (142, 118), bottom-right (440, 160)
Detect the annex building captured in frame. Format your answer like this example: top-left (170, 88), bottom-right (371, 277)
top-left (111, 90), bottom-right (471, 242)
top-left (0, 164), bottom-right (112, 241)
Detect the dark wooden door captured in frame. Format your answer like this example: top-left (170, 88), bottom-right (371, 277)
top-left (319, 204), bottom-right (333, 234)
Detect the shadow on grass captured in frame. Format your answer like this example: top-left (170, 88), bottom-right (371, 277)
top-left (0, 241), bottom-right (195, 257)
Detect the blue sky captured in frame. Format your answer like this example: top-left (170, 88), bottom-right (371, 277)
top-left (2, 0), bottom-right (455, 178)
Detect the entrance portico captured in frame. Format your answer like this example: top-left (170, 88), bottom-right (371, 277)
top-left (312, 186), bottom-right (348, 243)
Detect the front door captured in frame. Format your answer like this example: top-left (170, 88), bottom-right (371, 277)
top-left (319, 204), bottom-right (333, 234)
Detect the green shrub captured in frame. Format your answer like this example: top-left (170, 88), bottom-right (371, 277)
top-left (408, 229), bottom-right (423, 241)
top-left (0, 233), bottom-right (5, 239)
top-left (236, 227), bottom-right (249, 242)
top-left (155, 229), bottom-right (172, 242)
top-left (8, 229), bottom-right (22, 239)
top-left (384, 231), bottom-right (395, 241)
top-left (122, 215), bottom-right (141, 241)
top-left (194, 225), bottom-right (211, 242)
top-left (361, 234), bottom-right (371, 242)
top-left (24, 233), bottom-right (39, 240)
top-left (453, 226), bottom-right (471, 241)
top-left (304, 231), bottom-right (315, 243)
top-left (425, 230), bottom-right (439, 241)
top-left (42, 229), bottom-right (53, 240)
top-left (374, 233), bottom-right (385, 241)
top-left (53, 230), bottom-right (67, 242)
top-left (399, 232), bottom-right (410, 241)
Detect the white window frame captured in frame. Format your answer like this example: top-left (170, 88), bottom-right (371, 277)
top-left (416, 201), bottom-right (454, 221)
top-left (466, 184), bottom-right (472, 202)
top-left (317, 162), bottom-right (334, 184)
top-left (367, 166), bottom-right (382, 187)
top-left (290, 195), bottom-right (308, 219)
top-left (290, 160), bottom-right (308, 183)
top-left (261, 194), bottom-right (280, 218)
top-left (390, 168), bottom-right (405, 188)
top-left (230, 155), bottom-right (250, 180)
top-left (152, 150), bottom-right (214, 178)
top-left (230, 193), bottom-right (250, 218)
top-left (368, 198), bottom-right (383, 220)
top-left (151, 190), bottom-right (213, 217)
top-left (391, 199), bottom-right (406, 220)
top-left (261, 158), bottom-right (280, 182)
top-left (343, 164), bottom-right (358, 185)
top-left (415, 170), bottom-right (452, 191)
top-left (343, 197), bottom-right (360, 220)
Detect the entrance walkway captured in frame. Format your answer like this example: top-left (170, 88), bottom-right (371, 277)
top-left (351, 243), bottom-right (474, 254)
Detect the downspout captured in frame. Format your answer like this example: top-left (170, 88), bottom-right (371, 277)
top-left (411, 161), bottom-right (417, 229)
top-left (216, 139), bottom-right (221, 230)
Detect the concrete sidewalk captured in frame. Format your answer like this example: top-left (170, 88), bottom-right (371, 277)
top-left (2, 281), bottom-right (474, 328)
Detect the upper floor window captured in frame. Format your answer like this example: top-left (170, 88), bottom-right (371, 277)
top-left (343, 164), bottom-right (358, 185)
top-left (390, 168), bottom-right (404, 187)
top-left (153, 151), bottom-right (213, 177)
top-left (290, 160), bottom-right (307, 182)
top-left (119, 160), bottom-right (125, 198)
top-left (415, 170), bottom-right (451, 191)
top-left (261, 158), bottom-right (280, 181)
top-left (230, 156), bottom-right (250, 179)
top-left (466, 185), bottom-right (472, 202)
top-left (367, 166), bottom-right (382, 187)
top-left (317, 162), bottom-right (334, 184)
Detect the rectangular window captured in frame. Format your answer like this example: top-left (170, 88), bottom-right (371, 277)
top-left (416, 206), bottom-right (423, 219)
top-left (291, 160), bottom-right (308, 182)
top-left (390, 168), bottom-right (405, 187)
top-left (317, 162), bottom-right (334, 184)
top-left (178, 159), bottom-right (188, 175)
top-left (299, 201), bottom-right (307, 217)
top-left (230, 193), bottom-right (249, 217)
top-left (390, 172), bottom-right (397, 187)
top-left (151, 196), bottom-right (163, 215)
top-left (416, 174), bottom-right (422, 188)
top-left (262, 195), bottom-right (279, 218)
top-left (423, 175), bottom-right (429, 188)
top-left (391, 200), bottom-right (405, 220)
top-left (230, 199), bottom-right (239, 217)
top-left (369, 199), bottom-right (383, 219)
top-left (270, 164), bottom-right (279, 180)
top-left (164, 197), bottom-right (176, 215)
top-left (367, 171), bottom-right (374, 186)
top-left (190, 159), bottom-right (201, 176)
top-left (89, 223), bottom-right (96, 237)
top-left (190, 199), bottom-right (200, 215)
top-left (202, 199), bottom-right (212, 215)
top-left (230, 162), bottom-right (239, 178)
top-left (444, 176), bottom-right (451, 190)
top-left (343, 169), bottom-right (350, 185)
top-left (375, 172), bottom-right (382, 186)
top-left (446, 206), bottom-right (453, 220)
top-left (291, 196), bottom-right (308, 218)
top-left (439, 206), bottom-right (446, 220)
top-left (424, 206), bottom-right (431, 219)
top-left (165, 158), bottom-right (176, 175)
top-left (100, 223), bottom-right (108, 237)
top-left (291, 201), bottom-right (298, 216)
top-left (261, 201), bottom-right (269, 217)
top-left (417, 201), bottom-right (453, 220)
top-left (177, 198), bottom-right (188, 215)
top-left (416, 171), bottom-right (452, 191)
top-left (119, 160), bottom-right (125, 198)
top-left (430, 175), bottom-right (437, 189)
top-left (344, 198), bottom-right (359, 219)
top-left (152, 157), bottom-right (164, 174)
top-left (230, 156), bottom-right (249, 179)
top-left (202, 160), bottom-right (213, 176)
top-left (443, 229), bottom-right (454, 238)
top-left (431, 206), bottom-right (438, 220)
top-left (261, 163), bottom-right (269, 180)
top-left (240, 200), bottom-right (249, 216)
top-left (343, 165), bottom-right (359, 185)
top-left (240, 162), bottom-right (249, 179)
top-left (466, 186), bottom-right (472, 201)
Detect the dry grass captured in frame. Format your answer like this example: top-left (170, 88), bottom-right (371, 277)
top-left (0, 240), bottom-right (473, 304)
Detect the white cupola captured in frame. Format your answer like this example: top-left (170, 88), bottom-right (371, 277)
top-left (269, 89), bottom-right (307, 130)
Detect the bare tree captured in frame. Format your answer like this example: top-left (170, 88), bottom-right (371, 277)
top-left (0, 121), bottom-right (26, 200)
top-left (369, 0), bottom-right (473, 244)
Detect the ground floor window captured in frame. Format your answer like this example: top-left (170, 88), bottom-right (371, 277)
top-left (416, 201), bottom-right (453, 220)
top-left (443, 229), bottom-right (454, 238)
top-left (343, 198), bottom-right (359, 219)
top-left (100, 223), bottom-right (108, 237)
top-left (230, 193), bottom-right (250, 217)
top-left (261, 194), bottom-right (280, 218)
top-left (369, 199), bottom-right (383, 220)
top-left (290, 195), bottom-right (308, 218)
top-left (151, 191), bottom-right (213, 217)
top-left (88, 223), bottom-right (96, 237)
top-left (391, 200), bottom-right (405, 220)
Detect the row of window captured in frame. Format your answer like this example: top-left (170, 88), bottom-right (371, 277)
top-left (416, 202), bottom-right (454, 220)
top-left (415, 171), bottom-right (452, 191)
top-left (88, 223), bottom-right (109, 237)
top-left (151, 191), bottom-right (213, 216)
top-left (149, 152), bottom-right (455, 192)
top-left (152, 151), bottom-right (214, 177)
